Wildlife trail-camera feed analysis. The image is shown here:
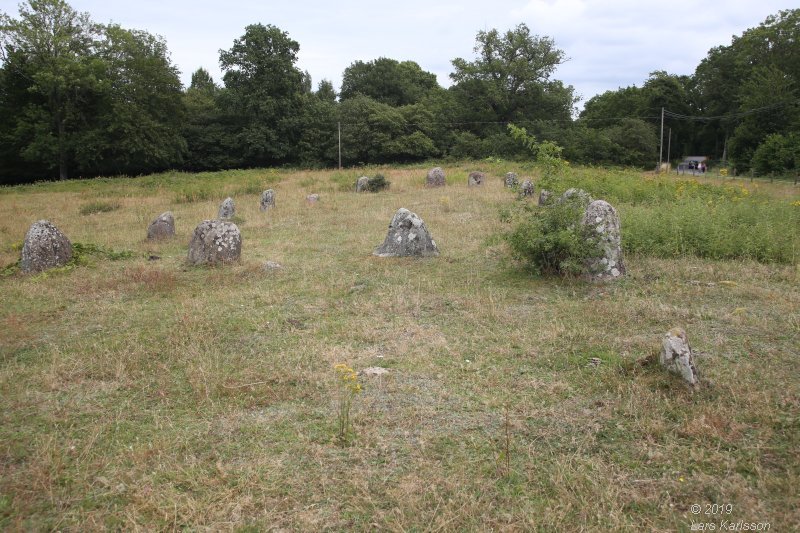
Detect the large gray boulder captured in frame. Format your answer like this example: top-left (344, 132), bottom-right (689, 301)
top-left (504, 172), bottom-right (519, 188)
top-left (581, 200), bottom-right (625, 281)
top-left (260, 189), bottom-right (275, 211)
top-left (188, 220), bottom-right (241, 265)
top-left (374, 208), bottom-right (439, 258)
top-left (426, 167), bottom-right (446, 187)
top-left (356, 176), bottom-right (370, 192)
top-left (147, 211), bottom-right (175, 240)
top-left (468, 171), bottom-right (485, 187)
top-left (660, 328), bottom-right (699, 387)
top-left (21, 220), bottom-right (72, 273)
top-left (218, 197), bottom-right (235, 219)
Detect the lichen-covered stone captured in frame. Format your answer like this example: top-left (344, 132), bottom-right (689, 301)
top-left (660, 328), bottom-right (699, 387)
top-left (468, 171), bottom-right (485, 187)
top-left (520, 179), bottom-right (534, 198)
top-left (306, 194), bottom-right (320, 205)
top-left (538, 189), bottom-right (552, 206)
top-left (374, 208), bottom-right (439, 258)
top-left (187, 220), bottom-right (241, 265)
top-left (505, 172), bottom-right (519, 188)
top-left (426, 167), bottom-right (445, 187)
top-left (581, 200), bottom-right (625, 281)
top-left (260, 189), bottom-right (275, 211)
top-left (147, 211), bottom-right (175, 240)
top-left (21, 220), bottom-right (72, 273)
top-left (218, 197), bottom-right (235, 219)
top-left (356, 176), bottom-right (370, 192)
top-left (559, 188), bottom-right (594, 206)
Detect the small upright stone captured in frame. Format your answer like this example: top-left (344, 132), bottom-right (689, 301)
top-left (188, 220), bottom-right (241, 266)
top-left (504, 172), bottom-right (518, 188)
top-left (520, 179), bottom-right (534, 198)
top-left (21, 220), bottom-right (72, 273)
top-left (374, 208), bottom-right (439, 258)
top-left (356, 176), bottom-right (370, 192)
top-left (147, 211), bottom-right (175, 240)
top-left (538, 189), bottom-right (552, 206)
top-left (468, 171), bottom-right (485, 187)
top-left (306, 194), bottom-right (320, 205)
top-left (218, 197), bottom-right (235, 219)
top-left (426, 167), bottom-right (446, 187)
top-left (660, 328), bottom-right (699, 387)
top-left (581, 200), bottom-right (625, 281)
top-left (559, 188), bottom-right (594, 206)
top-left (260, 189), bottom-right (276, 211)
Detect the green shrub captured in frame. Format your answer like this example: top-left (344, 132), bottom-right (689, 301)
top-left (505, 199), bottom-right (603, 276)
top-left (364, 173), bottom-right (391, 192)
top-left (79, 201), bottom-right (121, 216)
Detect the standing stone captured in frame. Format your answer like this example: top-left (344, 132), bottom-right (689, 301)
top-left (356, 176), bottom-right (370, 192)
top-left (660, 328), bottom-right (699, 387)
top-left (21, 220), bottom-right (72, 273)
top-left (218, 197), bottom-right (235, 219)
top-left (188, 220), bottom-right (242, 265)
top-left (581, 200), bottom-right (625, 281)
top-left (426, 167), bottom-right (446, 187)
top-left (374, 208), bottom-right (439, 258)
top-left (559, 188), bottom-right (594, 206)
top-left (538, 189), bottom-right (552, 206)
top-left (306, 194), bottom-right (320, 205)
top-left (520, 179), bottom-right (534, 198)
top-left (260, 189), bottom-right (276, 211)
top-left (504, 172), bottom-right (518, 188)
top-left (147, 211), bottom-right (175, 240)
top-left (468, 171), bottom-right (485, 187)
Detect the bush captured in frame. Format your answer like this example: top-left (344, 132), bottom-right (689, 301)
top-left (364, 173), bottom-right (391, 192)
top-left (505, 199), bottom-right (603, 276)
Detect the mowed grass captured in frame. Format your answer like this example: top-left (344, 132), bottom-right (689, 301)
top-left (0, 163), bottom-right (798, 530)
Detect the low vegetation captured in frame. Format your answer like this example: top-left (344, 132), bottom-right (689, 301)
top-left (0, 162), bottom-right (798, 530)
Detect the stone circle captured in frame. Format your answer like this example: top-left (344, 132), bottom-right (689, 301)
top-left (147, 211), bottom-right (175, 240)
top-left (187, 220), bottom-right (242, 265)
top-left (374, 208), bottom-right (439, 258)
top-left (21, 220), bottom-right (72, 273)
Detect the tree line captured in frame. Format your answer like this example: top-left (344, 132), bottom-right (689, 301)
top-left (1, 0), bottom-right (798, 184)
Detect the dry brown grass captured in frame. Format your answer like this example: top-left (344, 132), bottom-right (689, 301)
top-left (0, 164), bottom-right (798, 530)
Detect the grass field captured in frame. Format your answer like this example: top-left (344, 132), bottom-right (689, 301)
top-left (1, 162), bottom-right (798, 530)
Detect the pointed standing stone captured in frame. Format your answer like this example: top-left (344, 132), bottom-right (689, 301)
top-left (374, 208), bottom-right (439, 257)
top-left (468, 171), bottom-right (485, 186)
top-left (218, 197), bottom-right (235, 219)
top-left (147, 211), bottom-right (175, 240)
top-left (504, 172), bottom-right (519, 188)
top-left (21, 220), bottom-right (72, 273)
top-left (260, 190), bottom-right (276, 211)
top-left (581, 200), bottom-right (625, 281)
top-left (660, 328), bottom-right (700, 387)
top-left (520, 180), bottom-right (534, 198)
top-left (356, 176), bottom-right (370, 192)
top-left (426, 167), bottom-right (445, 187)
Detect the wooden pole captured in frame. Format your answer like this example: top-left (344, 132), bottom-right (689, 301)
top-left (338, 121), bottom-right (342, 170)
top-left (658, 107), bottom-right (664, 173)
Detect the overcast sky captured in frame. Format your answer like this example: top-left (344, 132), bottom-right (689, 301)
top-left (1, 0), bottom-right (793, 107)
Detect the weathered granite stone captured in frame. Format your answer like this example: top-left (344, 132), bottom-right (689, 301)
top-left (374, 208), bottom-right (439, 257)
top-left (260, 189), bottom-right (275, 211)
top-left (21, 220), bottom-right (72, 273)
top-left (306, 194), bottom-right (320, 205)
top-left (660, 327), bottom-right (699, 387)
top-left (504, 172), bottom-right (519, 188)
top-left (581, 200), bottom-right (625, 281)
top-left (426, 167), bottom-right (446, 187)
top-left (468, 171), bottom-right (485, 187)
top-left (520, 179), bottom-right (535, 198)
top-left (538, 189), bottom-right (552, 206)
top-left (559, 188), bottom-right (594, 206)
top-left (188, 220), bottom-right (241, 265)
top-left (218, 197), bottom-right (235, 219)
top-left (356, 176), bottom-right (370, 192)
top-left (147, 211), bottom-right (175, 240)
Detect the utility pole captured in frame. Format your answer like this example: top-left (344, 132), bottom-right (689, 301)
top-left (658, 107), bottom-right (664, 173)
top-left (667, 127), bottom-right (672, 171)
top-left (338, 122), bottom-right (342, 170)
